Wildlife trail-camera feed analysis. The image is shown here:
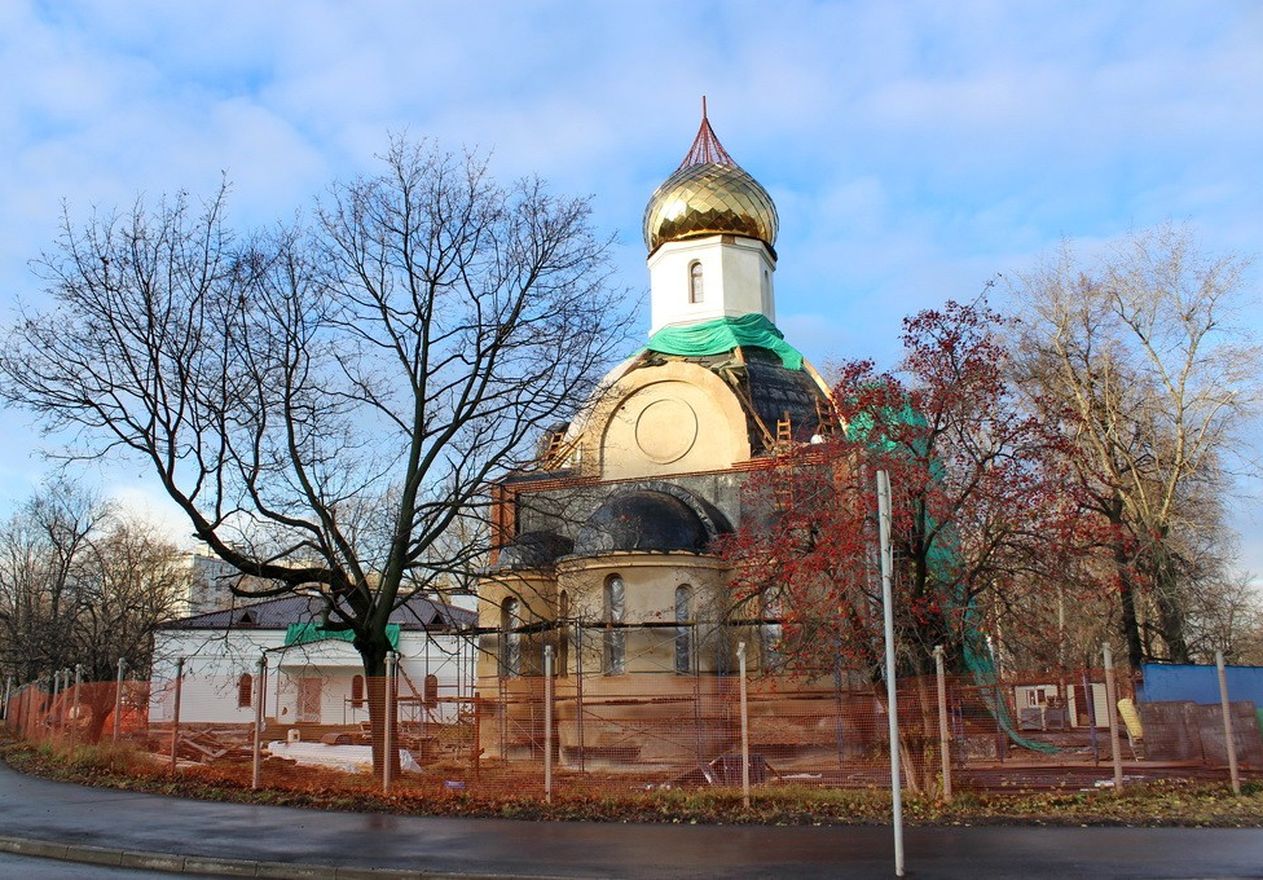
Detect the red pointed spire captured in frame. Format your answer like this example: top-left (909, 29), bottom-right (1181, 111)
top-left (677, 95), bottom-right (736, 169)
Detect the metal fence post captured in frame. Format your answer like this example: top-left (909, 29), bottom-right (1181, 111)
top-left (252, 653), bottom-right (268, 790)
top-left (1102, 643), bottom-right (1123, 793)
top-left (384, 651), bottom-right (397, 795)
top-left (1082, 669), bottom-right (1099, 764)
top-left (574, 622), bottom-right (585, 773)
top-left (934, 645), bottom-right (952, 802)
top-left (169, 658), bottom-right (185, 774)
top-left (72, 664), bottom-right (82, 742)
top-left (544, 645), bottom-right (554, 804)
top-left (112, 658), bottom-right (125, 743)
top-left (2, 675), bottom-right (11, 723)
top-left (28, 681), bottom-right (40, 737)
top-left (737, 641), bottom-right (750, 809)
top-left (51, 669), bottom-right (63, 737)
top-left (1215, 650), bottom-right (1241, 795)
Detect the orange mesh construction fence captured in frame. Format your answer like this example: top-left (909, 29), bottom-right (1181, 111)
top-left (5, 658), bottom-right (1260, 802)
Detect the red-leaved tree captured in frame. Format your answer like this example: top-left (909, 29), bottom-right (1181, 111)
top-left (722, 300), bottom-right (1094, 680)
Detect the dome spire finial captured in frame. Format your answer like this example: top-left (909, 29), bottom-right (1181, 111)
top-left (678, 96), bottom-right (735, 170)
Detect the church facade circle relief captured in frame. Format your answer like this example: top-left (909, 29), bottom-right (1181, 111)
top-left (634, 398), bottom-right (698, 464)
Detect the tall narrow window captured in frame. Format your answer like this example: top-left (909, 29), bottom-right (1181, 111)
top-left (760, 592), bottom-right (784, 671)
top-left (351, 674), bottom-right (364, 707)
top-left (603, 575), bottom-right (625, 674)
top-left (500, 597), bottom-right (521, 678)
top-left (558, 590), bottom-right (570, 677)
top-left (688, 261), bottom-right (704, 303)
top-left (674, 585), bottom-right (693, 674)
top-left (237, 673), bottom-right (253, 709)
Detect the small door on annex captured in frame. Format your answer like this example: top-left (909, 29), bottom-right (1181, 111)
top-left (297, 677), bottom-right (322, 723)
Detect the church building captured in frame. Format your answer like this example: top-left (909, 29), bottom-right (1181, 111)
top-left (475, 107), bottom-right (838, 766)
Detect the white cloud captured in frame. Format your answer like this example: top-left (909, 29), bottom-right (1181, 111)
top-left (0, 0), bottom-right (1260, 574)
top-left (102, 484), bottom-right (196, 549)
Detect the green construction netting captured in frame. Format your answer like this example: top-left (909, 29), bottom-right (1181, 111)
top-left (284, 622), bottom-right (399, 650)
top-left (850, 392), bottom-right (1056, 753)
top-left (645, 313), bottom-right (805, 371)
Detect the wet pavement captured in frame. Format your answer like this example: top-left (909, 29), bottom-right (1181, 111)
top-left (2, 762), bottom-right (1262, 878)
top-left (0, 851), bottom-right (210, 879)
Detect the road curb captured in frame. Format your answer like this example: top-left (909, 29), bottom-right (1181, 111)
top-left (0, 834), bottom-right (584, 880)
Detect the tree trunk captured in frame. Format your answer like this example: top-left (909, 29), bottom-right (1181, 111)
top-left (359, 637), bottom-right (401, 780)
top-left (1111, 533), bottom-right (1145, 670)
top-left (1151, 551), bottom-right (1191, 663)
top-left (84, 692), bottom-right (114, 744)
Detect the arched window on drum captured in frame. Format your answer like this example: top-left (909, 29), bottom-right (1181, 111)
top-left (557, 590), bottom-right (569, 677)
top-left (500, 597), bottom-right (521, 678)
top-left (604, 575), bottom-right (626, 674)
top-left (674, 585), bottom-right (693, 674)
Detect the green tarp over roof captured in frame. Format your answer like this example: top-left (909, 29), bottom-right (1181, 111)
top-left (284, 622), bottom-right (399, 650)
top-left (645, 313), bottom-right (804, 371)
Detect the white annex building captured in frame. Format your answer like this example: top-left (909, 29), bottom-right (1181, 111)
top-left (151, 594), bottom-right (475, 728)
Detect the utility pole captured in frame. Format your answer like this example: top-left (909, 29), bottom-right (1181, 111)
top-left (876, 469), bottom-right (905, 877)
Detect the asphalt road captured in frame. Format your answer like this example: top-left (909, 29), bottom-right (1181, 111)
top-left (0, 851), bottom-right (219, 878)
top-left (1, 761), bottom-right (1262, 879)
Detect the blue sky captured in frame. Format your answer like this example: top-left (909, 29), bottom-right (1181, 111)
top-left (1, 1), bottom-right (1261, 573)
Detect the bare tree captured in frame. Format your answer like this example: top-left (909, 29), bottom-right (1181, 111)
top-left (72, 515), bottom-right (187, 741)
top-left (0, 481), bottom-right (105, 683)
top-left (0, 138), bottom-right (632, 769)
top-left (0, 483), bottom-right (185, 740)
top-left (1012, 225), bottom-right (1260, 667)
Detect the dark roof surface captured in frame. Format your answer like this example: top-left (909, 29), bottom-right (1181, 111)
top-left (160, 592), bottom-right (475, 632)
top-left (574, 489), bottom-right (710, 556)
top-left (743, 350), bottom-right (827, 443)
top-left (490, 530), bottom-right (575, 572)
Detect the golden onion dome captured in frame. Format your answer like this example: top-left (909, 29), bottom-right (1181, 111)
top-left (643, 106), bottom-right (779, 255)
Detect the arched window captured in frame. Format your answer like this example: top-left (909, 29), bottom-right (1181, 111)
top-left (688, 261), bottom-right (704, 304)
top-left (351, 674), bottom-right (364, 707)
top-left (500, 597), bottom-right (521, 678)
top-left (237, 673), bottom-right (253, 709)
top-left (674, 585), bottom-right (693, 674)
top-left (603, 575), bottom-right (625, 674)
top-left (760, 592), bottom-right (784, 671)
top-left (558, 590), bottom-right (570, 677)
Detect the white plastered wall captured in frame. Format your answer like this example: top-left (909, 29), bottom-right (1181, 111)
top-left (647, 235), bottom-right (776, 335)
top-left (150, 628), bottom-right (471, 726)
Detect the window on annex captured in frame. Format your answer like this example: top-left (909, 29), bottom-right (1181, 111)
top-left (688, 261), bottom-right (704, 303)
top-left (351, 674), bottom-right (365, 707)
top-left (237, 673), bottom-right (253, 709)
top-left (603, 575), bottom-right (626, 674)
top-left (500, 597), bottom-right (522, 678)
top-left (674, 584), bottom-right (693, 674)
